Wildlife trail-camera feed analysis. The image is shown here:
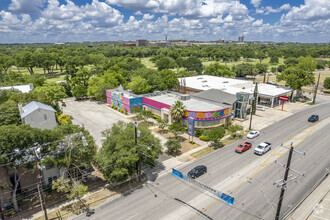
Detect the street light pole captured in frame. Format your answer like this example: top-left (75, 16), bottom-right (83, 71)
top-left (313, 72), bottom-right (321, 104)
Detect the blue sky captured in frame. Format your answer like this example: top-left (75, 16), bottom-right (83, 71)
top-left (0, 0), bottom-right (329, 43)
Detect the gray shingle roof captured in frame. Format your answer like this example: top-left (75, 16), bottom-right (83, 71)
top-left (20, 101), bottom-right (56, 118)
top-left (191, 89), bottom-right (237, 105)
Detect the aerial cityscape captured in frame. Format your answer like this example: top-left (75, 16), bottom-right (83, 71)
top-left (0, 0), bottom-right (329, 220)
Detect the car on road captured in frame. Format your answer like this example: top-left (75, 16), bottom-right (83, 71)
top-left (247, 131), bottom-right (260, 139)
top-left (235, 142), bottom-right (252, 153)
top-left (254, 142), bottom-right (272, 155)
top-left (256, 106), bottom-right (266, 111)
top-left (188, 165), bottom-right (207, 179)
top-left (308, 114), bottom-right (319, 122)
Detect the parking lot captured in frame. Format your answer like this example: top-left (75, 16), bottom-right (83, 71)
top-left (62, 98), bottom-right (129, 148)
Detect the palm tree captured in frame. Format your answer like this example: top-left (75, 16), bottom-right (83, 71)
top-left (170, 100), bottom-right (187, 122)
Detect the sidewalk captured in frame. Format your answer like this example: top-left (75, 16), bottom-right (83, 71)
top-left (286, 173), bottom-right (330, 220)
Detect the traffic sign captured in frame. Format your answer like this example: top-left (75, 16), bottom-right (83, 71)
top-left (279, 96), bottom-right (289, 101)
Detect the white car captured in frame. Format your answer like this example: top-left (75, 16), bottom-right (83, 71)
top-left (256, 106), bottom-right (266, 111)
top-left (247, 131), bottom-right (260, 139)
top-left (254, 142), bottom-right (272, 155)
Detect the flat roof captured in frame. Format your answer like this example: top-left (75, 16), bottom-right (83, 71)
top-left (0, 84), bottom-right (33, 93)
top-left (147, 92), bottom-right (229, 112)
top-left (107, 89), bottom-right (140, 99)
top-left (178, 75), bottom-right (292, 97)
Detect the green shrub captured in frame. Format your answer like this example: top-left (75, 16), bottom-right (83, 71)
top-left (199, 135), bottom-right (210, 141)
top-left (165, 139), bottom-right (181, 155)
top-left (153, 115), bottom-right (161, 120)
top-left (194, 129), bottom-right (204, 137)
top-left (209, 141), bottom-right (224, 149)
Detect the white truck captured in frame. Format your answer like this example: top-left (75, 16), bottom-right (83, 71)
top-left (254, 142), bottom-right (272, 155)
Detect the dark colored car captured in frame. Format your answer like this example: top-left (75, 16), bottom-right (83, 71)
top-left (188, 165), bottom-right (207, 179)
top-left (308, 114), bottom-right (319, 122)
top-left (235, 142), bottom-right (252, 153)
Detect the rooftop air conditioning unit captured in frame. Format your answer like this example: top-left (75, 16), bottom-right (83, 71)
top-left (223, 81), bottom-right (229, 83)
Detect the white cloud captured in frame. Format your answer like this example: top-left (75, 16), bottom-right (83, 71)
top-left (256, 4), bottom-right (291, 15)
top-left (9, 0), bottom-right (45, 14)
top-left (250, 0), bottom-right (261, 8)
top-left (252, 19), bottom-right (263, 26)
top-left (0, 0), bottom-right (329, 43)
top-left (106, 0), bottom-right (249, 20)
top-left (143, 13), bottom-right (154, 20)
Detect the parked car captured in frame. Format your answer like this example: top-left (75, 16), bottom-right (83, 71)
top-left (235, 142), bottom-right (252, 153)
top-left (247, 131), bottom-right (260, 139)
top-left (308, 114), bottom-right (319, 122)
top-left (256, 106), bottom-right (266, 111)
top-left (188, 165), bottom-right (207, 179)
top-left (254, 142), bottom-right (272, 155)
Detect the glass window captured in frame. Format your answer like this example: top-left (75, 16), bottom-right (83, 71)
top-left (44, 114), bottom-right (47, 120)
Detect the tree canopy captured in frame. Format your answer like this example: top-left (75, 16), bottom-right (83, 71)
top-left (96, 121), bottom-right (162, 182)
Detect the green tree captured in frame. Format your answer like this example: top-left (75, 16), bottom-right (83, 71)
top-left (182, 57), bottom-right (203, 74)
top-left (257, 51), bottom-right (267, 64)
top-left (232, 63), bottom-right (254, 77)
top-left (170, 100), bottom-right (186, 122)
top-left (324, 77), bottom-right (330, 89)
top-left (165, 139), bottom-right (181, 155)
top-left (15, 51), bottom-right (36, 75)
top-left (204, 63), bottom-right (236, 78)
top-left (96, 121), bottom-right (162, 182)
top-left (157, 118), bottom-right (168, 133)
top-left (277, 56), bottom-right (316, 97)
top-left (0, 124), bottom-right (58, 212)
top-left (168, 122), bottom-right (186, 139)
top-left (155, 57), bottom-right (177, 71)
top-left (127, 76), bottom-right (152, 94)
top-left (0, 100), bottom-right (21, 126)
top-left (269, 56), bottom-right (279, 64)
top-left (72, 85), bottom-right (88, 100)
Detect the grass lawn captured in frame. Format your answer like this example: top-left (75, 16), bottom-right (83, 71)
top-left (140, 57), bottom-right (157, 69)
top-left (9, 66), bottom-right (68, 83)
top-left (190, 147), bottom-right (214, 158)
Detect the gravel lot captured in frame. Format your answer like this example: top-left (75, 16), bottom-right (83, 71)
top-left (62, 99), bottom-right (129, 148)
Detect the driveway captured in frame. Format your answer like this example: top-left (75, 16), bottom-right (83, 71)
top-left (62, 99), bottom-right (129, 148)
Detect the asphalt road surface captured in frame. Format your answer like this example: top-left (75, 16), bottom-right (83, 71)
top-left (73, 102), bottom-right (330, 220)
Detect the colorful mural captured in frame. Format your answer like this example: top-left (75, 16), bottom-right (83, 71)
top-left (183, 108), bottom-right (231, 121)
top-left (106, 90), bottom-right (143, 114)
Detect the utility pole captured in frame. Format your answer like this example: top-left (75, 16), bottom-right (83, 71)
top-left (0, 198), bottom-right (5, 220)
top-left (249, 97), bottom-right (255, 130)
top-left (313, 72), bottom-right (321, 104)
top-left (134, 122), bottom-right (142, 182)
top-left (274, 143), bottom-right (305, 220)
top-left (34, 148), bottom-right (48, 220)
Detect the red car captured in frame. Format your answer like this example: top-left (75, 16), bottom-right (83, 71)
top-left (235, 142), bottom-right (252, 153)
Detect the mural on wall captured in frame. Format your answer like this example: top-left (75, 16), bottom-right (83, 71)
top-left (183, 108), bottom-right (231, 121)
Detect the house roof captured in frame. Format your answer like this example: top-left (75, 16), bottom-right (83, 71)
top-left (21, 101), bottom-right (56, 118)
top-left (0, 83), bottom-right (33, 93)
top-left (178, 75), bottom-right (292, 97)
top-left (191, 89), bottom-right (237, 105)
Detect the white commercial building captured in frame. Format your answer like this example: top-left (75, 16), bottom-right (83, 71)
top-left (178, 75), bottom-right (292, 108)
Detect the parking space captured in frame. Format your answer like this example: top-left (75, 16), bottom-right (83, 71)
top-left (62, 98), bottom-right (129, 148)
top-left (236, 102), bottom-right (310, 131)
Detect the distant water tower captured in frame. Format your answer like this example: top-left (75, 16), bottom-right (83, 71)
top-left (238, 35), bottom-right (244, 43)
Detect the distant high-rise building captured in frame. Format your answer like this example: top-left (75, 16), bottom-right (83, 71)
top-left (136, 39), bottom-right (148, 46)
top-left (238, 35), bottom-right (244, 43)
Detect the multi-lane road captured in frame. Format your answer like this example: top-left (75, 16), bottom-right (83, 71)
top-left (74, 102), bottom-right (330, 220)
